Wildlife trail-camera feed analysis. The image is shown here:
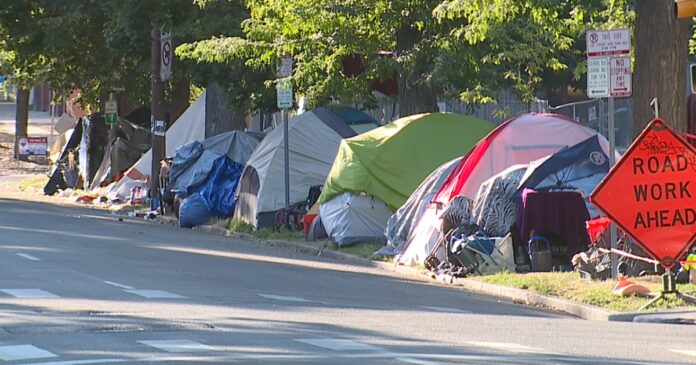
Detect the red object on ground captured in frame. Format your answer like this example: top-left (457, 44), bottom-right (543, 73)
top-left (591, 119), bottom-right (696, 269)
top-left (586, 217), bottom-right (612, 245)
top-left (303, 213), bottom-right (317, 238)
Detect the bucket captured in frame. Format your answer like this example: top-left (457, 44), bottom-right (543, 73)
top-left (303, 213), bottom-right (317, 239)
top-left (529, 236), bottom-right (552, 272)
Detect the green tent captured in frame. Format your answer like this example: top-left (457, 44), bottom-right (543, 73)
top-left (319, 112), bottom-right (495, 210)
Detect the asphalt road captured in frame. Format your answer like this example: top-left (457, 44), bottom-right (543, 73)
top-left (0, 198), bottom-right (694, 364)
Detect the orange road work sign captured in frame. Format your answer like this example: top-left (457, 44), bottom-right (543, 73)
top-left (591, 119), bottom-right (696, 269)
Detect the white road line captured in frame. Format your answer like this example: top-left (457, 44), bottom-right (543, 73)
top-left (396, 356), bottom-right (442, 365)
top-left (0, 289), bottom-right (59, 298)
top-left (123, 289), bottom-right (186, 299)
top-left (16, 253), bottom-right (40, 261)
top-left (138, 340), bottom-right (218, 353)
top-left (671, 349), bottom-right (696, 357)
top-left (103, 281), bottom-right (134, 290)
top-left (295, 338), bottom-right (383, 351)
top-left (419, 305), bottom-right (470, 313)
top-left (464, 341), bottom-right (553, 354)
top-left (258, 294), bottom-right (312, 303)
top-left (0, 344), bottom-right (57, 361)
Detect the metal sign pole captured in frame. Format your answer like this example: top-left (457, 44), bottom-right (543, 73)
top-left (608, 95), bottom-right (617, 278)
top-left (283, 108), bottom-right (290, 228)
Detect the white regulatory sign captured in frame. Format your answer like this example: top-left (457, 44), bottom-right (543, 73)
top-left (160, 28), bottom-right (172, 81)
top-left (610, 56), bottom-right (631, 97)
top-left (587, 57), bottom-right (609, 98)
top-left (586, 28), bottom-right (630, 57)
top-left (276, 80), bottom-right (293, 109)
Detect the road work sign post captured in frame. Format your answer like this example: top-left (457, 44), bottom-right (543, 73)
top-left (586, 28), bottom-right (632, 278)
top-left (591, 119), bottom-right (696, 309)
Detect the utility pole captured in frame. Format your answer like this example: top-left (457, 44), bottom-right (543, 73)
top-left (151, 25), bottom-right (166, 210)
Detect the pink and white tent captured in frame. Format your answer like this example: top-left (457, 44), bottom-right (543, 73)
top-left (397, 113), bottom-right (612, 266)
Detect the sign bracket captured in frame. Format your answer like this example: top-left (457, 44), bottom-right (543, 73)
top-left (638, 269), bottom-right (696, 311)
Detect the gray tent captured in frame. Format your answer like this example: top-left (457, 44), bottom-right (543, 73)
top-left (320, 193), bottom-right (392, 246)
top-left (234, 108), bottom-right (356, 228)
top-left (170, 130), bottom-right (260, 194)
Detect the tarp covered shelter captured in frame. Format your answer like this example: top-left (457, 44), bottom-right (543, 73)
top-left (380, 157), bottom-right (461, 256)
top-left (515, 135), bottom-right (609, 217)
top-left (170, 130), bottom-right (260, 195)
top-left (233, 107), bottom-right (356, 228)
top-left (319, 113), bottom-right (495, 211)
top-left (107, 91), bottom-right (206, 201)
top-left (170, 131), bottom-right (261, 223)
top-left (397, 113), bottom-right (612, 266)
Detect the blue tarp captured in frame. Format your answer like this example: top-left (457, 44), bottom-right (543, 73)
top-left (170, 131), bottom-right (260, 227)
top-left (196, 157), bottom-right (245, 217)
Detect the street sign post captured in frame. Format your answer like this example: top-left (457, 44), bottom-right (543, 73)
top-left (591, 119), bottom-right (696, 268)
top-left (105, 100), bottom-right (118, 125)
top-left (586, 28), bottom-right (632, 277)
top-left (277, 56), bottom-right (293, 226)
top-left (160, 28), bottom-right (172, 82)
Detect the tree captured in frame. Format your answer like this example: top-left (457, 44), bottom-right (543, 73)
top-left (0, 1), bottom-right (51, 160)
top-left (634, 0), bottom-right (689, 133)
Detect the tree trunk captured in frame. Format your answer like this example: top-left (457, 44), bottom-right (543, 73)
top-left (170, 77), bottom-right (190, 123)
top-left (396, 24), bottom-right (438, 118)
top-left (634, 0), bottom-right (690, 135)
top-left (14, 88), bottom-right (30, 161)
top-left (205, 82), bottom-right (246, 138)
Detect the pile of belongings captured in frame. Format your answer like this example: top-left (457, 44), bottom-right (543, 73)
top-left (424, 197), bottom-right (515, 281)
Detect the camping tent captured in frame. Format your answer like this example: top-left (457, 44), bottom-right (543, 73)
top-left (319, 193), bottom-right (392, 246)
top-left (471, 164), bottom-right (528, 238)
top-left (379, 157), bottom-right (461, 256)
top-left (318, 113), bottom-right (493, 245)
top-left (397, 113), bottom-right (612, 266)
top-left (107, 91), bottom-right (206, 201)
top-left (233, 107), bottom-right (356, 228)
top-left (329, 106), bottom-right (380, 134)
top-left (319, 113), bottom-right (494, 211)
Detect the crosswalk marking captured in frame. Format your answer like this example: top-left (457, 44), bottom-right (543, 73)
top-left (0, 344), bottom-right (57, 361)
top-left (419, 305), bottom-right (470, 313)
top-left (464, 341), bottom-right (551, 354)
top-left (123, 289), bottom-right (185, 299)
top-left (16, 253), bottom-right (40, 261)
top-left (103, 281), bottom-right (134, 290)
top-left (296, 339), bottom-right (382, 351)
top-left (670, 349), bottom-right (696, 357)
top-left (259, 293), bottom-right (312, 303)
top-left (0, 289), bottom-right (59, 298)
top-left (138, 340), bottom-right (218, 353)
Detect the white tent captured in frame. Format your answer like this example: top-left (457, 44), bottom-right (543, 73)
top-left (107, 91), bottom-right (206, 201)
top-left (234, 108), bottom-right (355, 228)
top-left (320, 193), bottom-right (392, 246)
